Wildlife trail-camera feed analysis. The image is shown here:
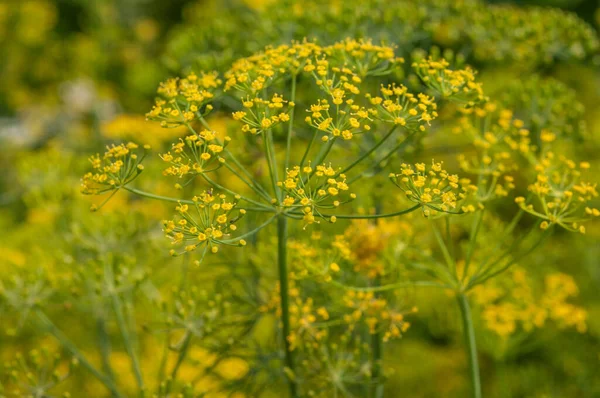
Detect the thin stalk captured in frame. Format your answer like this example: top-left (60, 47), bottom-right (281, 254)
top-left (123, 186), bottom-right (274, 213)
top-left (96, 316), bottom-right (116, 389)
top-left (462, 209), bottom-right (484, 282)
top-left (348, 131), bottom-right (418, 184)
top-left (201, 174), bottom-right (274, 210)
top-left (197, 115), bottom-right (271, 199)
top-left (277, 215), bottom-right (297, 397)
top-left (310, 137), bottom-right (336, 170)
top-left (456, 293), bottom-right (482, 398)
top-left (469, 227), bottom-right (553, 288)
top-left (104, 259), bottom-right (144, 390)
top-left (341, 125), bottom-right (397, 175)
top-left (302, 204), bottom-right (421, 220)
top-left (263, 131), bottom-right (280, 199)
top-left (299, 130), bottom-right (318, 170)
top-left (36, 311), bottom-right (124, 398)
top-left (330, 279), bottom-right (451, 292)
top-left (111, 294), bottom-right (144, 390)
top-left (285, 75), bottom-right (297, 171)
top-left (371, 275), bottom-right (384, 398)
top-left (223, 162), bottom-right (273, 202)
top-left (432, 221), bottom-right (457, 279)
top-left (170, 331), bottom-right (192, 381)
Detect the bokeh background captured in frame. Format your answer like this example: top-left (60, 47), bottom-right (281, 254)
top-left (1, 0), bottom-right (600, 397)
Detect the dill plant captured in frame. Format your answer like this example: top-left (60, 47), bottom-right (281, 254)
top-left (0, 1), bottom-right (598, 398)
top-left (79, 36), bottom-right (599, 397)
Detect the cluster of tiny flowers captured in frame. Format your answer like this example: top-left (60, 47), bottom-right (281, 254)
top-left (367, 83), bottom-right (438, 132)
top-left (146, 71), bottom-right (222, 126)
top-left (343, 219), bottom-right (412, 279)
top-left (224, 42), bottom-right (323, 93)
top-left (413, 57), bottom-right (487, 105)
top-left (160, 131), bottom-right (230, 177)
top-left (278, 164), bottom-right (356, 226)
top-left (472, 268), bottom-right (587, 338)
top-left (81, 142), bottom-right (148, 196)
top-left (390, 161), bottom-right (475, 216)
top-left (232, 93), bottom-right (294, 135)
top-left (515, 154), bottom-right (599, 233)
top-left (304, 98), bottom-right (372, 142)
top-left (162, 191), bottom-right (247, 257)
top-left (323, 38), bottom-right (402, 78)
top-left (342, 291), bottom-right (417, 342)
top-left (287, 295), bottom-right (330, 350)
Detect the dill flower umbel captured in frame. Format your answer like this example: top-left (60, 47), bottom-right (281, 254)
top-left (367, 83), bottom-right (438, 131)
top-left (81, 142), bottom-right (149, 198)
top-left (413, 56), bottom-right (487, 105)
top-left (278, 164), bottom-right (356, 225)
top-left (146, 71), bottom-right (222, 126)
top-left (515, 154), bottom-right (599, 233)
top-left (160, 132), bottom-right (230, 178)
top-left (390, 160), bottom-right (474, 216)
top-left (162, 191), bottom-right (247, 257)
top-left (233, 93), bottom-right (295, 135)
top-left (472, 268), bottom-right (587, 339)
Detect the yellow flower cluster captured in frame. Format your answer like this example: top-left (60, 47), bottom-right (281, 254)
top-left (278, 164), bottom-right (356, 225)
top-left (413, 57), bottom-right (487, 105)
top-left (81, 142), bottom-right (148, 196)
top-left (287, 295), bottom-right (330, 351)
top-left (367, 83), bottom-right (438, 132)
top-left (343, 219), bottom-right (412, 279)
top-left (472, 268), bottom-right (587, 338)
top-left (146, 71), bottom-right (222, 127)
top-left (259, 281), bottom-right (330, 351)
top-left (343, 291), bottom-right (416, 342)
top-left (304, 98), bottom-right (372, 141)
top-left (323, 38), bottom-right (402, 78)
top-left (224, 39), bottom-right (402, 99)
top-left (225, 41), bottom-right (323, 93)
top-left (232, 93), bottom-right (294, 135)
top-left (454, 104), bottom-right (541, 203)
top-left (390, 161), bottom-right (475, 216)
top-left (162, 191), bottom-right (246, 257)
top-left (160, 131), bottom-right (230, 178)
top-left (515, 154), bottom-right (598, 233)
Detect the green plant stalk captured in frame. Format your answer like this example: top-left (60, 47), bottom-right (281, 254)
top-left (111, 293), bottom-right (144, 390)
top-left (277, 215), bottom-right (298, 397)
top-left (96, 316), bottom-right (116, 387)
top-left (285, 74), bottom-right (297, 172)
top-left (457, 293), bottom-right (482, 398)
top-left (36, 311), bottom-right (124, 398)
top-left (371, 275), bottom-right (384, 398)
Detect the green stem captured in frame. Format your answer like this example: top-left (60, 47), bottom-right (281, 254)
top-left (456, 293), bottom-right (482, 398)
top-left (371, 276), bottom-right (384, 398)
top-left (263, 130), bottom-right (280, 200)
top-left (111, 294), bottom-right (144, 390)
top-left (341, 125), bottom-right (397, 175)
top-left (462, 209), bottom-right (484, 282)
top-left (298, 204), bottom-right (421, 220)
top-left (330, 279), bottom-right (451, 292)
top-left (285, 75), bottom-right (297, 172)
top-left (277, 215), bottom-right (297, 397)
top-left (123, 186), bottom-right (273, 213)
top-left (36, 311), bottom-right (124, 398)
top-left (432, 220), bottom-right (457, 280)
top-left (104, 259), bottom-right (144, 390)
